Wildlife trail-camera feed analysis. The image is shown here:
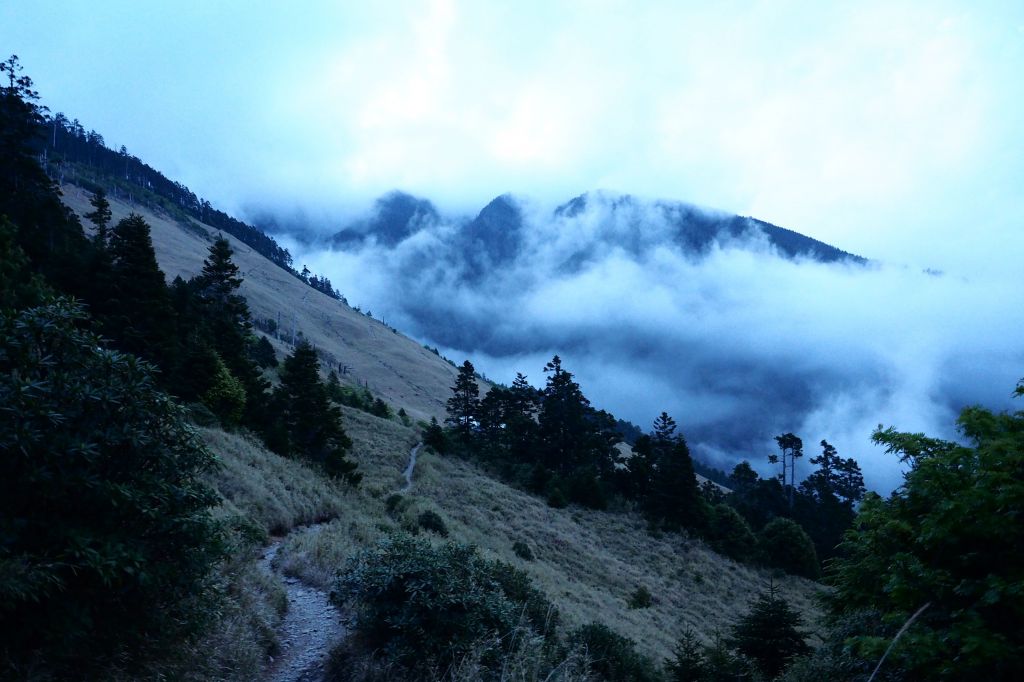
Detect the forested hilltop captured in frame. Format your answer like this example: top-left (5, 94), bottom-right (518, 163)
top-left (3, 55), bottom-right (1024, 682)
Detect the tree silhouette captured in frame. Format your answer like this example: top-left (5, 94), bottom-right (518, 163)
top-left (731, 581), bottom-right (809, 679)
top-left (445, 360), bottom-right (480, 443)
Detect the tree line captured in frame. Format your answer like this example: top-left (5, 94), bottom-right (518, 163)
top-left (432, 357), bottom-right (866, 580)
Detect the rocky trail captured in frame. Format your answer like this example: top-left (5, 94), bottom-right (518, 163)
top-left (259, 527), bottom-right (346, 682)
top-left (401, 442), bottom-right (422, 492)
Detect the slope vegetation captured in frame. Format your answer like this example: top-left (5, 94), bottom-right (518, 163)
top-left (60, 183), bottom-right (460, 422)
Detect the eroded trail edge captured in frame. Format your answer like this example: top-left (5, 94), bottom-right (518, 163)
top-left (259, 527), bottom-right (346, 682)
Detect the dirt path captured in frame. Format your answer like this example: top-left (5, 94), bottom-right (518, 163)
top-left (259, 528), bottom-right (346, 682)
top-left (401, 442), bottom-right (422, 492)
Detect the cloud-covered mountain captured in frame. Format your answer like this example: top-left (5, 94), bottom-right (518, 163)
top-left (278, 191), bottom-right (1023, 493)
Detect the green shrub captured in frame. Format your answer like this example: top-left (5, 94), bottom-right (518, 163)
top-left (0, 300), bottom-right (225, 677)
top-left (385, 492), bottom-right (405, 516)
top-left (512, 540), bottom-right (535, 561)
top-left (759, 517), bottom-right (820, 579)
top-left (417, 509), bottom-right (449, 536)
top-left (708, 503), bottom-right (758, 563)
top-left (332, 534), bottom-right (559, 677)
top-left (568, 622), bottom-right (662, 681)
top-left (628, 585), bottom-right (653, 609)
top-left (546, 486), bottom-right (568, 508)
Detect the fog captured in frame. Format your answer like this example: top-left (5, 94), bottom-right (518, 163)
top-left (280, 192), bottom-right (1023, 493)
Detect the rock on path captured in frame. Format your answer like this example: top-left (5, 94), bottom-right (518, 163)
top-left (259, 533), bottom-right (346, 682)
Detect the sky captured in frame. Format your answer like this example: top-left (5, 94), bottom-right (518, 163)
top-left (4, 1), bottom-right (1024, 490)
top-left (4, 1), bottom-right (1023, 272)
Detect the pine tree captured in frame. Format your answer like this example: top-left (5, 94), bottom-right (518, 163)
top-left (273, 341), bottom-right (359, 484)
top-left (645, 412), bottom-right (706, 532)
top-left (106, 213), bottom-right (177, 365)
top-left (730, 581), bottom-right (810, 679)
top-left (84, 188), bottom-right (112, 247)
top-left (445, 360), bottom-right (480, 442)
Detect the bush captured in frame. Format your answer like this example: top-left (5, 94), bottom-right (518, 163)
top-left (512, 540), bottom-right (535, 561)
top-left (418, 509), bottom-right (449, 536)
top-left (0, 300), bottom-right (225, 677)
top-left (628, 585), bottom-right (653, 609)
top-left (568, 623), bottom-right (662, 681)
top-left (707, 503), bottom-right (758, 563)
top-left (332, 534), bottom-right (559, 677)
top-left (759, 517), bottom-right (820, 579)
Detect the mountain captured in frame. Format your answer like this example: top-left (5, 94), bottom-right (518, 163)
top-left (332, 190), bottom-right (440, 248)
top-left (331, 189), bottom-right (865, 267)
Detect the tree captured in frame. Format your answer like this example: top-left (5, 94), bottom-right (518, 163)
top-left (771, 433), bottom-right (803, 508)
top-left (0, 300), bottom-right (224, 676)
top-left (445, 359), bottom-right (480, 442)
top-left (272, 341), bottom-right (359, 484)
top-left (730, 581), bottom-right (810, 679)
top-left (667, 628), bottom-right (705, 682)
top-left (106, 213), bottom-right (177, 365)
top-left (759, 517), bottom-right (820, 579)
top-left (828, 387), bottom-right (1024, 680)
top-left (645, 412), bottom-right (706, 532)
top-left (84, 188), bottom-right (112, 246)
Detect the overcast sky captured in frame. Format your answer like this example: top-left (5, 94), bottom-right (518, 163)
top-left (4, 1), bottom-right (1023, 274)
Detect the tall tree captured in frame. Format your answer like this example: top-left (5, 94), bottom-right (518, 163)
top-left (272, 341), bottom-right (359, 483)
top-left (645, 412), bottom-right (706, 531)
top-left (84, 188), bottom-right (112, 247)
top-left (445, 360), bottom-right (480, 443)
top-left (106, 213), bottom-right (177, 365)
top-left (730, 581), bottom-right (810, 679)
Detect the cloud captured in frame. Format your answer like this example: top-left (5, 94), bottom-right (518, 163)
top-left (292, 192), bottom-right (1024, 494)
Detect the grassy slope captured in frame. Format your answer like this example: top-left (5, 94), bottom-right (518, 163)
top-left (62, 185), bottom-right (824, 671)
top-left (60, 183), bottom-right (460, 422)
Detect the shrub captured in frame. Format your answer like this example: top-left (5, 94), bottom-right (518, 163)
top-left (707, 503), bottom-right (758, 563)
top-left (418, 509), bottom-right (449, 536)
top-left (628, 585), bottom-right (653, 609)
top-left (568, 623), bottom-right (662, 681)
top-left (512, 540), bottom-right (535, 561)
top-left (0, 300), bottom-right (225, 677)
top-left (759, 517), bottom-right (820, 579)
top-left (332, 534), bottom-right (559, 677)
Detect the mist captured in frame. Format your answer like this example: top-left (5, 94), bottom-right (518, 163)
top-left (268, 192), bottom-right (1023, 494)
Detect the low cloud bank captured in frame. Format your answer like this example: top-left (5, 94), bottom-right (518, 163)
top-left (283, 193), bottom-right (1024, 493)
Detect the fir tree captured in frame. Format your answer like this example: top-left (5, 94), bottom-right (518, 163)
top-left (272, 341), bottom-right (359, 484)
top-left (445, 360), bottom-right (480, 442)
top-left (730, 581), bottom-right (810, 679)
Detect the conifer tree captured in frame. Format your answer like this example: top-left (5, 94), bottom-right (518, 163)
top-left (106, 213), bottom-right (177, 365)
top-left (446, 360), bottom-right (480, 442)
top-left (645, 412), bottom-right (706, 531)
top-left (730, 581), bottom-right (809, 679)
top-left (272, 341), bottom-right (359, 484)
top-left (84, 188), bottom-right (112, 247)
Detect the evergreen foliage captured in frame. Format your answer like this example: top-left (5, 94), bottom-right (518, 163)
top-left (0, 300), bottom-right (224, 677)
top-left (271, 341), bottom-right (360, 484)
top-left (333, 534), bottom-right (558, 678)
top-left (445, 359), bottom-right (480, 441)
top-left (568, 622), bottom-right (663, 682)
top-left (730, 582), bottom-right (810, 679)
top-left (759, 517), bottom-right (820, 580)
top-left (827, 388), bottom-right (1024, 680)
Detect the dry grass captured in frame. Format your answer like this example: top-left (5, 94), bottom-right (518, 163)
top-left (60, 183), bottom-right (825, 674)
top-left (60, 183), bottom-right (466, 423)
top-left (201, 426), bottom-right (351, 535)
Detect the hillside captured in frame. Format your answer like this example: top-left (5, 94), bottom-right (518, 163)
top-left (57, 182), bottom-right (824, 674)
top-left (60, 183), bottom-right (461, 423)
